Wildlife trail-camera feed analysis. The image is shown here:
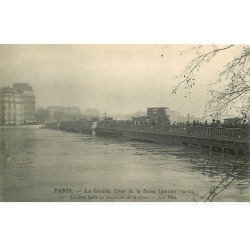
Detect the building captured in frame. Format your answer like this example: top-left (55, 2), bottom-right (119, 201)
top-left (147, 107), bottom-right (169, 117)
top-left (130, 107), bottom-right (171, 125)
top-left (85, 108), bottom-right (100, 118)
top-left (0, 83), bottom-right (36, 126)
top-left (46, 106), bottom-right (81, 122)
top-left (166, 110), bottom-right (205, 124)
top-left (13, 83), bottom-right (36, 123)
top-left (46, 106), bottom-right (81, 115)
top-left (0, 87), bottom-right (24, 125)
top-left (166, 110), bottom-right (185, 122)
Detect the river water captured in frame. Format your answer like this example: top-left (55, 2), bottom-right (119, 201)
top-left (0, 126), bottom-right (249, 202)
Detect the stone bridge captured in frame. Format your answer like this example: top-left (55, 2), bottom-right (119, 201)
top-left (45, 121), bottom-right (249, 156)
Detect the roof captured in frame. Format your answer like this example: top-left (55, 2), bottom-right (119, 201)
top-left (13, 82), bottom-right (33, 91)
top-left (0, 87), bottom-right (13, 93)
top-left (147, 107), bottom-right (169, 109)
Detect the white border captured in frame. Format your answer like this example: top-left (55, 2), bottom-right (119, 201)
top-left (0, 203), bottom-right (249, 250)
top-left (0, 0), bottom-right (249, 249)
top-left (0, 0), bottom-right (249, 44)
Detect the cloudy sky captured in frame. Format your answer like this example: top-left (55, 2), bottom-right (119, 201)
top-left (0, 45), bottom-right (237, 116)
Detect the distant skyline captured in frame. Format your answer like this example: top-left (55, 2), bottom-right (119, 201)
top-left (0, 45), bottom-right (239, 117)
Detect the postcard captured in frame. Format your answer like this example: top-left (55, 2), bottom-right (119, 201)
top-left (0, 45), bottom-right (249, 202)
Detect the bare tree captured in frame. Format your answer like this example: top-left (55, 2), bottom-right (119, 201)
top-left (193, 160), bottom-right (246, 202)
top-left (174, 45), bottom-right (250, 118)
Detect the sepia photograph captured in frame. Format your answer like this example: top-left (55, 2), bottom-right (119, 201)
top-left (1, 1), bottom-right (250, 250)
top-left (0, 44), bottom-right (249, 202)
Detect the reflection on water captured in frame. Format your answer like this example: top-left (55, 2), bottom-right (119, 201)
top-left (0, 126), bottom-right (249, 201)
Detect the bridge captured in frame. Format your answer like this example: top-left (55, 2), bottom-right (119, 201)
top-left (45, 121), bottom-right (92, 134)
top-left (96, 124), bottom-right (249, 156)
top-left (45, 121), bottom-right (249, 156)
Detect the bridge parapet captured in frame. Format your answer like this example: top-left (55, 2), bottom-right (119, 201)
top-left (47, 120), bottom-right (249, 143)
top-left (165, 126), bottom-right (249, 142)
top-left (97, 124), bottom-right (249, 142)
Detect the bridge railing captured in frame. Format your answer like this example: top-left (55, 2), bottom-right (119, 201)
top-left (165, 126), bottom-right (249, 141)
top-left (55, 120), bottom-right (248, 142)
top-left (98, 123), bottom-right (249, 142)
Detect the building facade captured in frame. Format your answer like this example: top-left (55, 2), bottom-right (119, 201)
top-left (85, 108), bottom-right (100, 118)
top-left (46, 106), bottom-right (81, 116)
top-left (46, 106), bottom-right (81, 122)
top-left (0, 83), bottom-right (36, 126)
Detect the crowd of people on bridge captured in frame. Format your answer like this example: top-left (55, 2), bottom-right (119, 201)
top-left (97, 117), bottom-right (249, 129)
top-left (172, 119), bottom-right (249, 129)
top-left (68, 116), bottom-right (249, 130)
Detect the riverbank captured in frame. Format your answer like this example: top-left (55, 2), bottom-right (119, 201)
top-left (1, 125), bottom-right (249, 201)
top-left (0, 124), bottom-right (44, 129)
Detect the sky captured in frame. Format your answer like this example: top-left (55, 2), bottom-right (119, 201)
top-left (0, 45), bottom-right (239, 116)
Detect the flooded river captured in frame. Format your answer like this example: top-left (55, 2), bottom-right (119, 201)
top-left (0, 126), bottom-right (249, 201)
